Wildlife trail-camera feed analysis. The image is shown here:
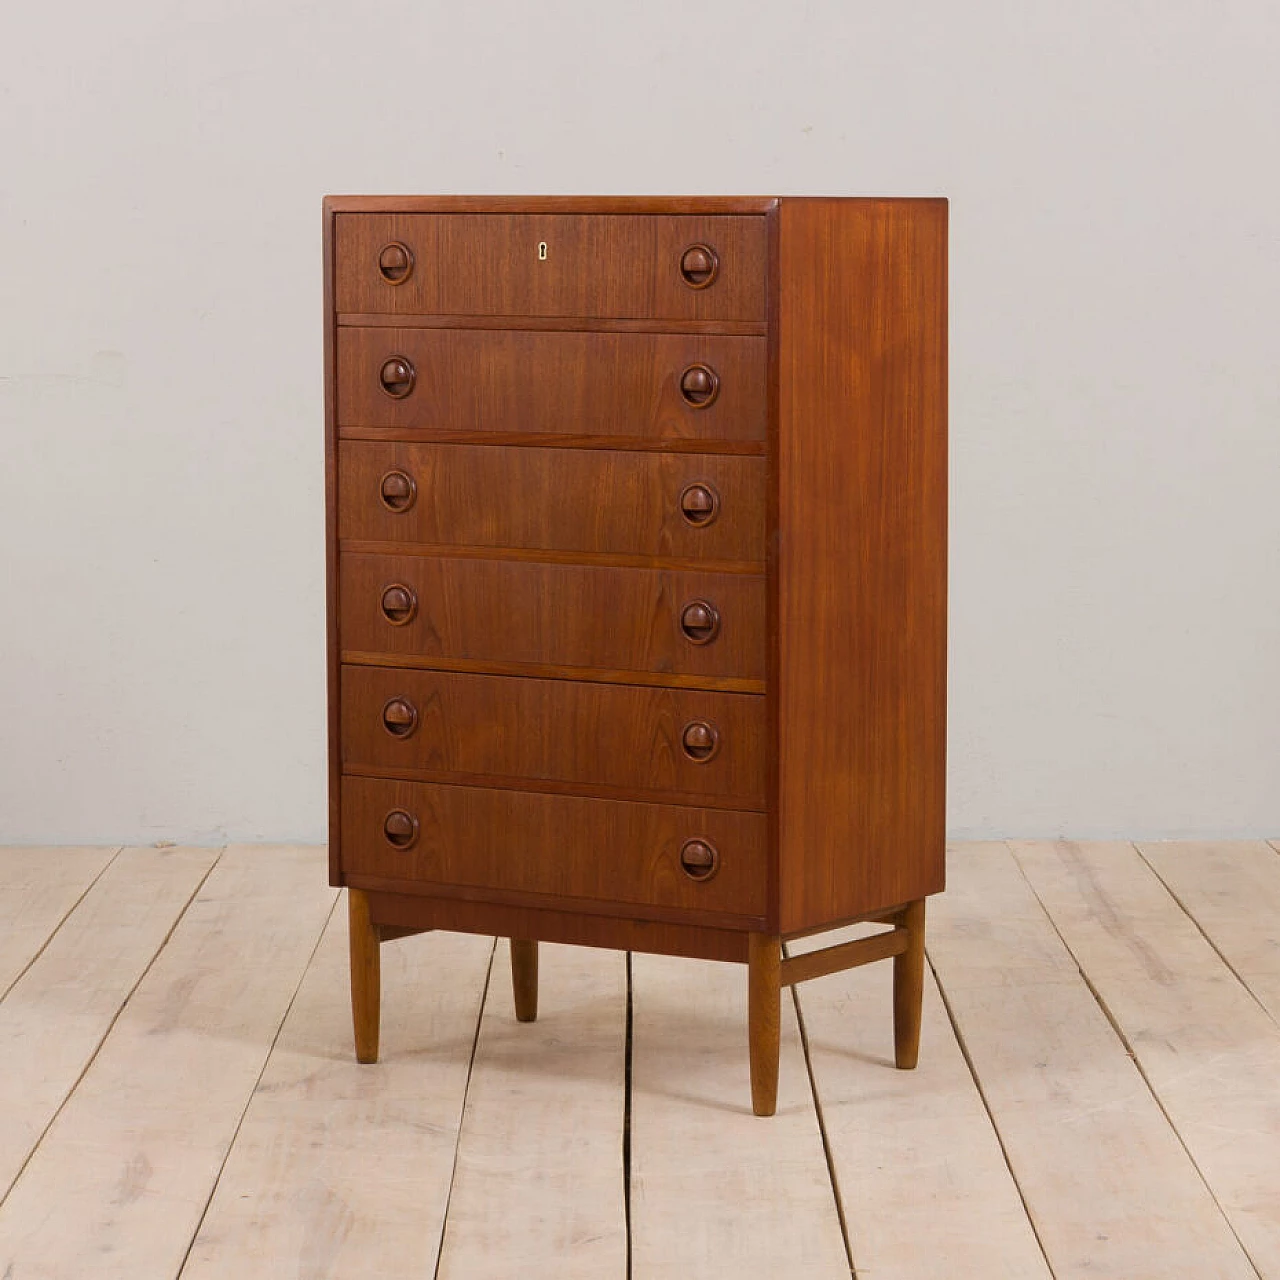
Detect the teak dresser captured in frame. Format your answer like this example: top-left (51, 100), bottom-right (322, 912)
top-left (323, 195), bottom-right (947, 1116)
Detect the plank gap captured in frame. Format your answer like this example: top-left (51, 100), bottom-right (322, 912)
top-left (0, 848), bottom-right (222, 1209)
top-left (785, 943), bottom-right (857, 1279)
top-left (175, 891), bottom-right (340, 1279)
top-left (0, 846), bottom-right (123, 1004)
top-left (1136, 844), bottom-right (1280, 1032)
top-left (1009, 845), bottom-right (1266, 1280)
top-left (926, 947), bottom-right (1060, 1280)
top-left (431, 936), bottom-right (498, 1280)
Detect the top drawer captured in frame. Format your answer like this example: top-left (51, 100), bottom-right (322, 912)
top-left (333, 214), bottom-right (767, 322)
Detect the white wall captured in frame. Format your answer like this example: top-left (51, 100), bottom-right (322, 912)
top-left (1, 1), bottom-right (1276, 843)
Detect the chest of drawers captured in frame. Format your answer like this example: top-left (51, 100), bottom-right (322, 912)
top-left (324, 195), bottom-right (947, 1116)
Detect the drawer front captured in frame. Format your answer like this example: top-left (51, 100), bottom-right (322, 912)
top-left (335, 328), bottom-right (766, 442)
top-left (341, 776), bottom-right (767, 919)
top-left (341, 666), bottom-right (766, 807)
top-left (338, 441), bottom-right (766, 563)
top-left (334, 214), bottom-right (767, 321)
top-left (339, 553), bottom-right (766, 682)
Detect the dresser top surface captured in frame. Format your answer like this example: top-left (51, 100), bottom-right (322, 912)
top-left (323, 195), bottom-right (946, 216)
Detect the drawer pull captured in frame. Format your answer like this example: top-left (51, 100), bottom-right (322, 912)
top-left (378, 356), bottom-right (416, 399)
top-left (679, 243), bottom-right (720, 290)
top-left (679, 364), bottom-right (720, 409)
top-left (380, 583), bottom-right (418, 626)
top-left (679, 838), bottom-right (720, 881)
top-left (678, 482), bottom-right (720, 527)
top-left (383, 809), bottom-right (420, 850)
top-left (381, 697), bottom-right (419, 738)
top-left (379, 470), bottom-right (417, 512)
top-left (681, 720), bottom-right (721, 763)
top-left (679, 599), bottom-right (721, 645)
top-left (377, 241), bottom-right (414, 285)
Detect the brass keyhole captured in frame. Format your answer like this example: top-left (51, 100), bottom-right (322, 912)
top-left (538, 241), bottom-right (548, 261)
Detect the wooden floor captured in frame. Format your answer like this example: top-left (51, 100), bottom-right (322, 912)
top-left (1, 841), bottom-right (1278, 1278)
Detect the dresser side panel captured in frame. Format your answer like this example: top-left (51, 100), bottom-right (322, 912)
top-left (776, 198), bottom-right (948, 933)
top-left (324, 200), bottom-right (344, 885)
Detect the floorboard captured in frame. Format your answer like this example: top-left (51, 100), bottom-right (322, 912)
top-left (435, 941), bottom-right (628, 1280)
top-left (930, 842), bottom-right (1255, 1280)
top-left (0, 846), bottom-right (217, 1200)
top-left (628, 952), bottom-right (850, 1280)
top-left (1138, 839), bottom-right (1280, 1022)
top-left (0, 846), bottom-right (119, 996)
top-left (1013, 839), bottom-right (1280, 1278)
top-left (180, 903), bottom-right (493, 1279)
top-left (0, 846), bottom-right (335, 1280)
top-left (792, 924), bottom-right (1051, 1280)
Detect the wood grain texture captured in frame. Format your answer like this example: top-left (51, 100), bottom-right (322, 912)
top-left (435, 942), bottom-right (627, 1280)
top-left (747, 934), bottom-right (781, 1116)
top-left (1012, 839), bottom-right (1280, 1275)
top-left (366, 890), bottom-right (750, 963)
top-left (334, 213), bottom-right (767, 320)
top-left (339, 552), bottom-right (765, 683)
top-left (1138, 839), bottom-right (1280, 1019)
top-left (930, 843), bottom-right (1255, 1280)
top-left (326, 195), bottom-right (778, 214)
top-left (335, 328), bottom-right (766, 442)
top-left (629, 953), bottom-right (849, 1277)
top-left (338, 427), bottom-right (765, 455)
top-left (347, 886), bottom-right (380, 1062)
top-left (0, 846), bottom-right (215, 1199)
top-left (180, 908), bottom-right (493, 1280)
top-left (509, 938), bottom-right (538, 1022)
top-left (325, 203), bottom-right (344, 886)
top-left (338, 439), bottom-right (765, 561)
top-left (775, 197), bottom-right (948, 933)
top-left (340, 665), bottom-right (765, 809)
top-left (0, 847), bottom-right (337, 1280)
top-left (338, 312), bottom-right (767, 336)
top-left (0, 846), bottom-right (117, 995)
top-left (792, 924), bottom-right (1053, 1280)
top-left (341, 777), bottom-right (766, 922)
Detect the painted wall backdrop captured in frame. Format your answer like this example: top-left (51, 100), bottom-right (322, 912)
top-left (1, 2), bottom-right (1276, 842)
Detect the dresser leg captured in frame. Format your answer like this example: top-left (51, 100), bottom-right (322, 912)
top-left (348, 888), bottom-right (381, 1064)
top-left (748, 933), bottom-right (781, 1116)
top-left (893, 898), bottom-right (926, 1069)
top-left (510, 938), bottom-right (539, 1022)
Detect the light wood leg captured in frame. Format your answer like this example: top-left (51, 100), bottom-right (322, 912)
top-left (893, 898), bottom-right (926, 1069)
top-left (510, 938), bottom-right (539, 1022)
top-left (348, 887), bottom-right (380, 1064)
top-left (748, 933), bottom-right (781, 1116)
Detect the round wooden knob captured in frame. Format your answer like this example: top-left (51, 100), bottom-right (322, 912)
top-left (679, 364), bottom-right (720, 408)
top-left (377, 241), bottom-right (414, 284)
top-left (681, 720), bottom-right (720, 762)
top-left (379, 470), bottom-right (417, 512)
top-left (378, 356), bottom-right (416, 399)
top-left (381, 697), bottom-right (419, 738)
top-left (379, 583), bottom-right (417, 626)
top-left (383, 809), bottom-right (420, 850)
top-left (679, 482), bottom-right (720, 527)
top-left (679, 599), bottom-right (720, 644)
top-left (679, 838), bottom-right (720, 881)
top-left (679, 244), bottom-right (720, 289)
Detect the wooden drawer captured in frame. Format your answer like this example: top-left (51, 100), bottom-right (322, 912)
top-left (339, 553), bottom-right (766, 684)
top-left (333, 214), bottom-right (766, 321)
top-left (338, 441), bottom-right (766, 563)
top-left (341, 665), bottom-right (766, 808)
top-left (341, 776), bottom-right (767, 921)
top-left (335, 328), bottom-right (766, 442)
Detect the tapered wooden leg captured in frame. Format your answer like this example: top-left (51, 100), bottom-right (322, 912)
top-left (348, 888), bottom-right (380, 1064)
top-left (748, 933), bottom-right (781, 1116)
top-left (510, 938), bottom-right (539, 1022)
top-left (893, 898), bottom-right (926, 1069)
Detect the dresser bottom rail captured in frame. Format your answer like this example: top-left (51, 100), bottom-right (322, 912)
top-left (362, 888), bottom-right (751, 963)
